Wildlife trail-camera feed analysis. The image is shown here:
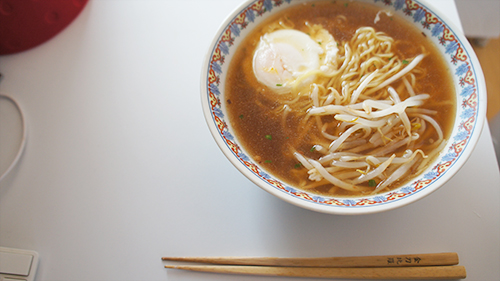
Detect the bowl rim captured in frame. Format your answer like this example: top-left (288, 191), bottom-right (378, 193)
top-left (200, 0), bottom-right (487, 215)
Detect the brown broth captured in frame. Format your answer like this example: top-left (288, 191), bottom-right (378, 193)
top-left (225, 1), bottom-right (455, 197)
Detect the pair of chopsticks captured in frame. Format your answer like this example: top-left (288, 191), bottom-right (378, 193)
top-left (162, 253), bottom-right (466, 279)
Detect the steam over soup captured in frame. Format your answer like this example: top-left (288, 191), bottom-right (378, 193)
top-left (226, 1), bottom-right (455, 197)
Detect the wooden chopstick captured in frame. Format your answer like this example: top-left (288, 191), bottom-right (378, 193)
top-left (164, 265), bottom-right (467, 279)
top-left (162, 252), bottom-right (459, 268)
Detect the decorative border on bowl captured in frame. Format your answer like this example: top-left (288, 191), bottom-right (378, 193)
top-left (205, 0), bottom-right (480, 208)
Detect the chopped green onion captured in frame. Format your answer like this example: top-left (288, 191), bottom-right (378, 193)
top-left (368, 179), bottom-right (377, 187)
top-left (264, 160), bottom-right (272, 163)
top-left (239, 114), bottom-right (244, 119)
top-left (294, 163), bottom-right (302, 169)
top-left (276, 84), bottom-right (282, 86)
top-left (310, 146), bottom-right (316, 152)
top-left (265, 134), bottom-right (272, 140)
top-left (402, 60), bottom-right (409, 64)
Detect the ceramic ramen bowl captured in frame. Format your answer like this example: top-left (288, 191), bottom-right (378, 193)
top-left (201, 0), bottom-right (486, 215)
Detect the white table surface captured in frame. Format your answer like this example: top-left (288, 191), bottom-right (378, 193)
top-left (0, 1), bottom-right (499, 280)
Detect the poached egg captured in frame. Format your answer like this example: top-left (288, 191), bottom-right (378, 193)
top-left (253, 28), bottom-right (338, 94)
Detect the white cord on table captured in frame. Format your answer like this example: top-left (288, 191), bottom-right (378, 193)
top-left (0, 93), bottom-right (27, 183)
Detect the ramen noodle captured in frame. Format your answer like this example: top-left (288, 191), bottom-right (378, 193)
top-left (226, 1), bottom-right (455, 197)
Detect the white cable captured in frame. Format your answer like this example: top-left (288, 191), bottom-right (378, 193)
top-left (0, 93), bottom-right (27, 183)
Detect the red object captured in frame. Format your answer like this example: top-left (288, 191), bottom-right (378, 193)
top-left (0, 0), bottom-right (88, 55)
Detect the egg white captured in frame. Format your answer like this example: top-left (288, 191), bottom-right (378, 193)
top-left (253, 28), bottom-right (339, 94)
top-left (253, 29), bottom-right (323, 94)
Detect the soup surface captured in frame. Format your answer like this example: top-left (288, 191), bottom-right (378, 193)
top-left (225, 1), bottom-right (455, 197)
